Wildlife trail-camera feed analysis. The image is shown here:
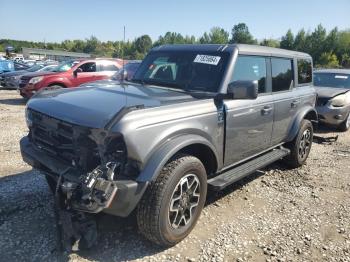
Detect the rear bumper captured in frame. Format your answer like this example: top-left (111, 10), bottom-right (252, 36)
top-left (20, 137), bottom-right (148, 217)
top-left (316, 105), bottom-right (350, 126)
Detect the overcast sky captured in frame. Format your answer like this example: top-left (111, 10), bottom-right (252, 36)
top-left (1, 0), bottom-right (349, 43)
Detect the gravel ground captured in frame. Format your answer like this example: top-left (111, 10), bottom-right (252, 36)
top-left (0, 89), bottom-right (349, 262)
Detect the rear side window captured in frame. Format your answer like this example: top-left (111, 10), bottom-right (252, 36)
top-left (297, 59), bottom-right (312, 84)
top-left (272, 58), bottom-right (293, 92)
top-left (232, 56), bottom-right (267, 93)
top-left (99, 62), bottom-right (119, 71)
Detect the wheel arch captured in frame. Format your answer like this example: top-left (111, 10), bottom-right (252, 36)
top-left (136, 134), bottom-right (219, 183)
top-left (286, 106), bottom-right (318, 142)
top-left (48, 82), bottom-right (67, 88)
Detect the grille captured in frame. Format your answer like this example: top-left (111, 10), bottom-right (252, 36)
top-left (29, 110), bottom-right (100, 170)
top-left (316, 97), bottom-right (329, 107)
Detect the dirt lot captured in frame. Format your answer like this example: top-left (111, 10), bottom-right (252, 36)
top-left (0, 89), bottom-right (349, 262)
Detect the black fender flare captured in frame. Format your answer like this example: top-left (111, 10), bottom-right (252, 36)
top-left (136, 134), bottom-right (219, 182)
top-left (285, 106), bottom-right (318, 142)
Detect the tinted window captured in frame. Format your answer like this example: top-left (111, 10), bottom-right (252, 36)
top-left (79, 62), bottom-right (96, 72)
top-left (297, 59), bottom-right (312, 84)
top-left (272, 58), bottom-right (293, 92)
top-left (314, 73), bottom-right (350, 89)
top-left (133, 51), bottom-right (229, 93)
top-left (232, 56), bottom-right (267, 93)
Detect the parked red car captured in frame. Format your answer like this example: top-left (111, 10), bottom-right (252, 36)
top-left (19, 58), bottom-right (124, 98)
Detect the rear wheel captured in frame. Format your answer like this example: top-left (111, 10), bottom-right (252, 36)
top-left (338, 113), bottom-right (350, 132)
top-left (137, 155), bottom-right (207, 247)
top-left (283, 119), bottom-right (313, 168)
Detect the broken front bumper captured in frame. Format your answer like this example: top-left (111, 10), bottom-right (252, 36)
top-left (20, 137), bottom-right (148, 217)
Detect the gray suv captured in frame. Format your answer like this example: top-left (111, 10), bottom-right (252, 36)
top-left (20, 44), bottom-right (317, 249)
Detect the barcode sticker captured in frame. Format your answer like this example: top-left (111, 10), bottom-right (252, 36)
top-left (194, 55), bottom-right (221, 65)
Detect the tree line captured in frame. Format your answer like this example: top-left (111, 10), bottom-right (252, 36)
top-left (1, 23), bottom-right (349, 68)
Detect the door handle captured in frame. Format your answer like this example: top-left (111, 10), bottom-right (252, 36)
top-left (261, 106), bottom-right (273, 115)
top-left (291, 100), bottom-right (300, 108)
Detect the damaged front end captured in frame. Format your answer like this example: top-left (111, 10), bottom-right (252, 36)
top-left (21, 109), bottom-right (148, 250)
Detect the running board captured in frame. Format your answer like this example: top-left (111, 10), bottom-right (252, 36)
top-left (208, 148), bottom-right (290, 191)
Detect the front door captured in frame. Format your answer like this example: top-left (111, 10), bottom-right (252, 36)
top-left (71, 62), bottom-right (97, 86)
top-left (224, 55), bottom-right (274, 166)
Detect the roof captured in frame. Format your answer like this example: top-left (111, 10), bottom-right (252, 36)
top-left (152, 44), bottom-right (311, 59)
top-left (314, 68), bottom-right (350, 74)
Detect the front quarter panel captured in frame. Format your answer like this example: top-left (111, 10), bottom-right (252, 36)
top-left (112, 99), bottom-right (224, 181)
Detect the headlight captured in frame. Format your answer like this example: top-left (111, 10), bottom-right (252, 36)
top-left (29, 76), bottom-right (43, 85)
top-left (25, 107), bottom-right (33, 128)
top-left (330, 92), bottom-right (350, 107)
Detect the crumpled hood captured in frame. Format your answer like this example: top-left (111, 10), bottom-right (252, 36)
top-left (316, 86), bottom-right (349, 99)
top-left (27, 83), bottom-right (196, 129)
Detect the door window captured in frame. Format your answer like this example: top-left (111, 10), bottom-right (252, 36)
top-left (232, 56), bottom-right (267, 93)
top-left (297, 59), bottom-right (312, 84)
top-left (99, 62), bottom-right (119, 72)
top-left (78, 62), bottom-right (96, 72)
top-left (271, 58), bottom-right (293, 92)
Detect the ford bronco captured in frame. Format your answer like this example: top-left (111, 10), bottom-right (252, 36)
top-left (20, 44), bottom-right (317, 249)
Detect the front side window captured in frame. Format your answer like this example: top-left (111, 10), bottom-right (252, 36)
top-left (314, 73), bottom-right (350, 89)
top-left (78, 62), bottom-right (96, 72)
top-left (272, 58), bottom-right (293, 92)
top-left (133, 51), bottom-right (229, 93)
top-left (232, 56), bottom-right (267, 93)
top-left (297, 59), bottom-right (312, 84)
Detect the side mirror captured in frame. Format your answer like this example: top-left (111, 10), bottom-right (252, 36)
top-left (73, 68), bottom-right (83, 77)
top-left (226, 80), bottom-right (258, 100)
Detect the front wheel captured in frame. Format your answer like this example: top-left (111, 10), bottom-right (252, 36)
top-left (283, 119), bottom-right (313, 168)
top-left (137, 155), bottom-right (207, 247)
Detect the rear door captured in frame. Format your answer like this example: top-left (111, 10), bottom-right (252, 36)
top-left (71, 62), bottom-right (97, 86)
top-left (96, 61), bottom-right (120, 81)
top-left (270, 57), bottom-right (299, 144)
top-left (224, 55), bottom-right (274, 166)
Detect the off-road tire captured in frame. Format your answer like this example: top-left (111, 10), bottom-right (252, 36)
top-left (283, 119), bottom-right (313, 168)
top-left (338, 113), bottom-right (350, 132)
top-left (136, 155), bottom-right (207, 247)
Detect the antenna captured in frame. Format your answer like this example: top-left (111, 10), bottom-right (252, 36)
top-left (122, 25), bottom-right (125, 83)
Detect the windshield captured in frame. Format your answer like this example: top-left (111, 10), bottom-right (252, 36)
top-left (314, 73), bottom-right (350, 89)
top-left (52, 60), bottom-right (79, 72)
top-left (40, 65), bottom-right (57, 72)
top-left (27, 65), bottom-right (43, 72)
top-left (132, 51), bottom-right (229, 93)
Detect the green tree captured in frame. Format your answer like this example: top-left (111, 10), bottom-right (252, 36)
top-left (293, 29), bottom-right (308, 51)
top-left (318, 52), bottom-right (339, 68)
top-left (202, 27), bottom-right (229, 44)
top-left (260, 38), bottom-right (280, 48)
top-left (134, 35), bottom-right (152, 54)
top-left (230, 23), bottom-right (256, 44)
top-left (280, 29), bottom-right (294, 50)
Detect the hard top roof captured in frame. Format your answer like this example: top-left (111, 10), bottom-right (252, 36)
top-left (152, 44), bottom-right (311, 59)
top-left (314, 68), bottom-right (350, 74)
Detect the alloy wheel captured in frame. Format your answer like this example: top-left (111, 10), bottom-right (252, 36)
top-left (168, 174), bottom-right (201, 229)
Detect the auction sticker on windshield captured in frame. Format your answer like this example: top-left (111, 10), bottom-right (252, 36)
top-left (194, 55), bottom-right (221, 65)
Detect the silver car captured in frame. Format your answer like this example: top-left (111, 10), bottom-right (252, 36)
top-left (314, 69), bottom-right (350, 131)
